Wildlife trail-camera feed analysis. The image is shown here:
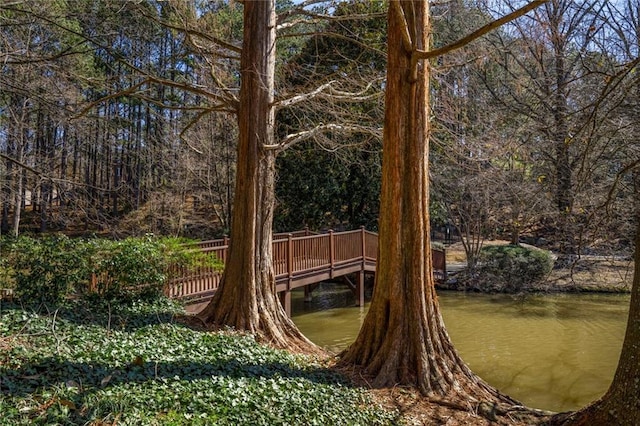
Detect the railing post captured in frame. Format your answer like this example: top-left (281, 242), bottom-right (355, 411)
top-left (442, 247), bottom-right (448, 282)
top-left (329, 229), bottom-right (334, 277)
top-left (287, 233), bottom-right (293, 285)
top-left (357, 227), bottom-right (366, 307)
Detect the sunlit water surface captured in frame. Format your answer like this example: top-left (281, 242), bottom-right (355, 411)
top-left (291, 283), bottom-right (629, 412)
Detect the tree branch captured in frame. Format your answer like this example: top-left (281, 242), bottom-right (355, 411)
top-left (277, 10), bottom-right (386, 31)
top-left (416, 0), bottom-right (548, 60)
top-left (391, 1), bottom-right (414, 52)
top-left (276, 30), bottom-right (385, 59)
top-left (147, 14), bottom-right (241, 55)
top-left (276, 0), bottom-right (383, 27)
top-left (2, 4), bottom-right (239, 115)
top-left (274, 80), bottom-right (337, 109)
top-left (274, 78), bottom-right (382, 109)
top-left (265, 123), bottom-right (381, 153)
top-left (0, 152), bottom-right (110, 192)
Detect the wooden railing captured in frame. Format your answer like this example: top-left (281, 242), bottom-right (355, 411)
top-left (165, 228), bottom-right (446, 305)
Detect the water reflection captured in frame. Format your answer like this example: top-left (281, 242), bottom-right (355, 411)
top-left (291, 282), bottom-right (629, 412)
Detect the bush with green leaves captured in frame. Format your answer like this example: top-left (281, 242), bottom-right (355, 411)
top-left (91, 236), bottom-right (222, 301)
top-left (91, 237), bottom-right (168, 300)
top-left (3, 235), bottom-right (94, 304)
top-left (477, 244), bottom-right (554, 292)
top-left (0, 237), bottom-right (14, 290)
top-left (431, 241), bottom-right (445, 252)
top-left (1, 235), bottom-right (221, 304)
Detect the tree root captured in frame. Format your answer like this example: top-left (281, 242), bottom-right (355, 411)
top-left (426, 396), bottom-right (555, 424)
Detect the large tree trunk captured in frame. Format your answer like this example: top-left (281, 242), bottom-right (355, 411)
top-left (552, 173), bottom-right (640, 425)
top-left (341, 1), bottom-right (515, 403)
top-left (197, 0), bottom-right (313, 351)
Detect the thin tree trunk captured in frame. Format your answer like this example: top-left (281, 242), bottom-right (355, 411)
top-left (548, 1), bottom-right (574, 254)
top-left (11, 144), bottom-right (24, 237)
top-left (2, 118), bottom-right (15, 235)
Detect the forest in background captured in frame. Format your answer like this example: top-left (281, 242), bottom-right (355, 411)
top-left (1, 0), bottom-right (638, 258)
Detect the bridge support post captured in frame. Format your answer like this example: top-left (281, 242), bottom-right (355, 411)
top-left (304, 285), bottom-right (313, 302)
top-left (355, 271), bottom-right (365, 307)
top-left (279, 290), bottom-right (292, 317)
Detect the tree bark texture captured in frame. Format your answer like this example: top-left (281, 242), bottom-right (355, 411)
top-left (341, 1), bottom-right (513, 402)
top-left (198, 0), bottom-right (313, 351)
top-left (554, 174), bottom-right (640, 425)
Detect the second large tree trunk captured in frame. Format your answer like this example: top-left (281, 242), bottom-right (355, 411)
top-left (551, 173), bottom-right (640, 425)
top-left (341, 1), bottom-right (516, 403)
top-left (197, 0), bottom-right (313, 351)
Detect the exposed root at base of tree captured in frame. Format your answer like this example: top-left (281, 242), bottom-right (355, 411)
top-left (541, 410), bottom-right (580, 426)
top-left (333, 361), bottom-right (556, 425)
top-left (540, 400), bottom-right (635, 426)
top-left (374, 388), bottom-right (555, 425)
top-left (174, 313), bottom-right (209, 330)
top-left (174, 313), bottom-right (327, 356)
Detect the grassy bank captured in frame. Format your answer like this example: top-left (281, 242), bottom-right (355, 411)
top-left (0, 298), bottom-right (396, 425)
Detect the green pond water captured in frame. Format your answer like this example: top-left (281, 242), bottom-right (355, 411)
top-left (290, 283), bottom-right (630, 412)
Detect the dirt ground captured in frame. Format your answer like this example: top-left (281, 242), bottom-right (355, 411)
top-left (331, 361), bottom-right (557, 426)
top-left (370, 388), bottom-right (555, 425)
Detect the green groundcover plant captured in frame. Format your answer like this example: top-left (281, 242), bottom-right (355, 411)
top-left (0, 298), bottom-right (396, 425)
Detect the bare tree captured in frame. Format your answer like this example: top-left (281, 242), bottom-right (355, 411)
top-left (479, 0), bottom-right (638, 255)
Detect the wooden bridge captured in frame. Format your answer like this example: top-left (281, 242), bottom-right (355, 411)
top-left (165, 228), bottom-right (446, 316)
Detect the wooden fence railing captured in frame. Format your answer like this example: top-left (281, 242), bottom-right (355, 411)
top-left (165, 228), bottom-right (446, 313)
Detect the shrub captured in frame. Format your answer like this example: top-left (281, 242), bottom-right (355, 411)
top-left (7, 235), bottom-right (94, 304)
top-left (2, 235), bottom-right (222, 305)
top-left (477, 244), bottom-right (553, 292)
top-left (91, 236), bottom-right (221, 301)
top-left (90, 237), bottom-right (167, 300)
top-left (0, 237), bottom-right (17, 295)
top-left (431, 241), bottom-right (445, 252)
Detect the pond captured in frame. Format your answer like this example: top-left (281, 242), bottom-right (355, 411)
top-left (290, 283), bottom-right (630, 412)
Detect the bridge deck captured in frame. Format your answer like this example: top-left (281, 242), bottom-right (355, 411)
top-left (166, 228), bottom-right (446, 316)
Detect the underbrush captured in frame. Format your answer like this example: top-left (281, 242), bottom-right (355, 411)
top-left (0, 298), bottom-right (395, 425)
top-left (447, 244), bottom-right (554, 293)
top-left (0, 234), bottom-right (221, 304)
